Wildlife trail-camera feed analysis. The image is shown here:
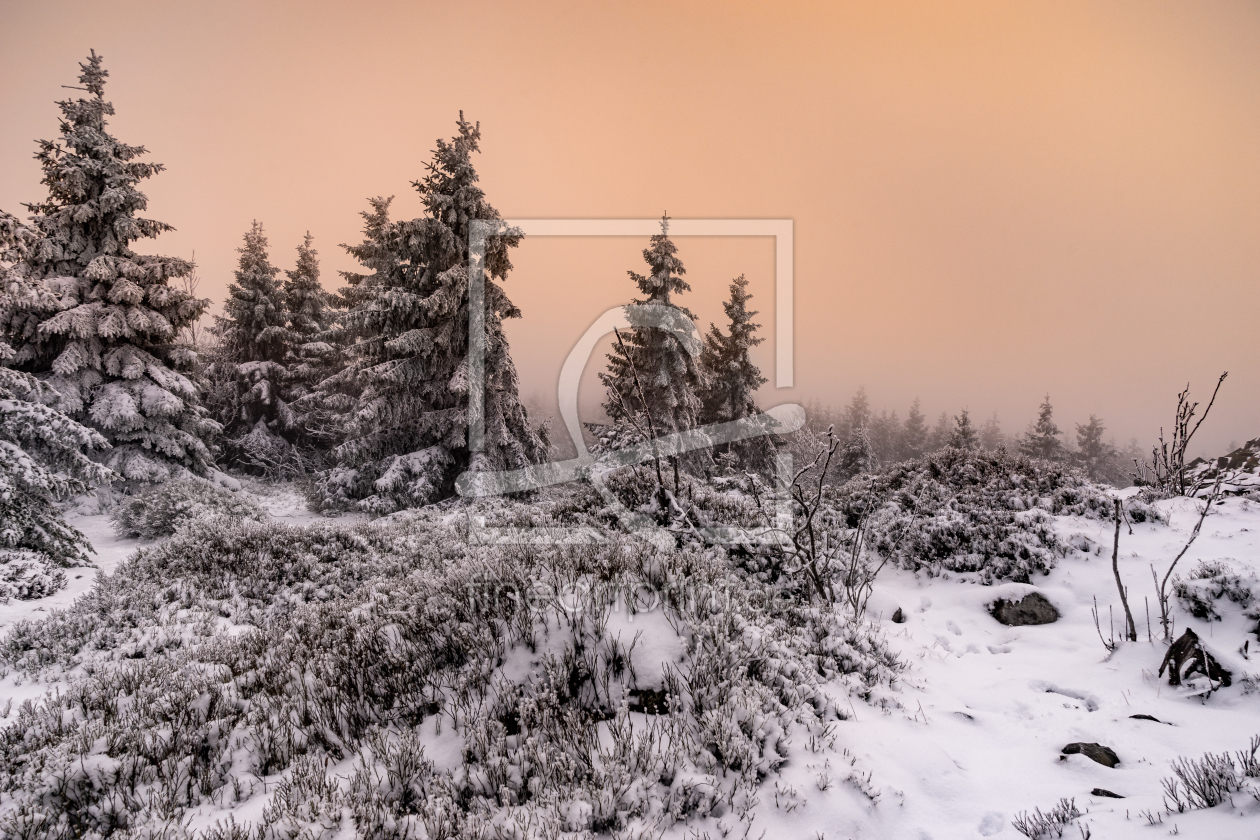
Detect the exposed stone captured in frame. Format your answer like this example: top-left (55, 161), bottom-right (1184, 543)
top-left (1130, 714), bottom-right (1162, 723)
top-left (1091, 788), bottom-right (1124, 798)
top-left (891, 607), bottom-right (906, 624)
top-left (1062, 742), bottom-right (1120, 768)
top-left (1159, 627), bottom-right (1233, 687)
top-left (629, 688), bottom-right (670, 715)
top-left (990, 592), bottom-right (1059, 626)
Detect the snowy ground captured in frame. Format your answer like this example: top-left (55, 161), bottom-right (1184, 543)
top-left (2, 486), bottom-right (1258, 838)
top-left (761, 492), bottom-right (1260, 838)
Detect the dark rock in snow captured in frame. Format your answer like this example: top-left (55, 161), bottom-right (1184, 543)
top-left (1129, 714), bottom-right (1162, 723)
top-left (990, 592), bottom-right (1059, 626)
top-left (1091, 788), bottom-right (1124, 798)
top-left (891, 607), bottom-right (906, 623)
top-left (1158, 628), bottom-right (1232, 688)
top-left (1061, 742), bottom-right (1120, 768)
top-left (629, 688), bottom-right (670, 715)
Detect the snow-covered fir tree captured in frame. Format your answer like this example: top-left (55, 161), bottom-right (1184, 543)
top-left (869, 409), bottom-right (901, 465)
top-left (1075, 414), bottom-right (1120, 483)
top-left (317, 116), bottom-right (545, 513)
top-left (1020, 395), bottom-right (1064, 460)
top-left (0, 235), bottom-right (114, 602)
top-left (980, 411), bottom-right (1005, 451)
top-left (949, 408), bottom-right (979, 449)
top-left (213, 222), bottom-right (296, 472)
top-left (282, 232), bottom-right (345, 451)
top-left (928, 411), bottom-right (952, 452)
top-left (699, 273), bottom-right (772, 471)
top-left (901, 398), bottom-right (928, 460)
top-left (0, 52), bottom-right (218, 481)
top-left (839, 423), bottom-right (873, 477)
top-left (841, 386), bottom-right (872, 443)
top-left (601, 217), bottom-right (706, 470)
top-left (0, 341), bottom-right (113, 572)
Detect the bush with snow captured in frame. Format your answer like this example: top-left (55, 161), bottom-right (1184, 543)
top-left (826, 447), bottom-right (1131, 583)
top-left (1173, 558), bottom-right (1255, 622)
top-left (0, 504), bottom-right (901, 838)
top-left (109, 475), bottom-right (267, 539)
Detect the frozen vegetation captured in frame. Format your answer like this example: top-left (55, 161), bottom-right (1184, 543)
top-left (0, 460), bottom-right (1258, 839)
top-left (2, 52), bottom-right (1259, 840)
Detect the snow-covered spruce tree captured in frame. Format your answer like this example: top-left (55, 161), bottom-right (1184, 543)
top-left (316, 116), bottom-right (545, 513)
top-left (1020, 394), bottom-right (1064, 461)
top-left (699, 273), bottom-right (773, 471)
top-left (980, 411), bottom-right (1005, 451)
top-left (950, 408), bottom-right (979, 449)
top-left (600, 217), bottom-right (707, 479)
top-left (839, 423), bottom-right (873, 478)
top-left (900, 398), bottom-right (928, 460)
top-left (841, 386), bottom-right (871, 444)
top-left (869, 409), bottom-right (902, 465)
top-left (928, 411), bottom-right (951, 452)
top-left (0, 52), bottom-right (217, 481)
top-left (0, 339), bottom-right (114, 597)
top-left (282, 232), bottom-right (346, 452)
top-left (213, 222), bottom-right (297, 473)
top-left (1075, 414), bottom-right (1123, 485)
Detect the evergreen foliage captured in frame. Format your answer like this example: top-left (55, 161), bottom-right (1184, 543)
top-left (1074, 414), bottom-right (1127, 485)
top-left (601, 217), bottom-right (706, 440)
top-left (282, 233), bottom-right (345, 450)
top-left (213, 222), bottom-right (297, 472)
top-left (1021, 395), bottom-right (1064, 461)
top-left (901, 398), bottom-right (928, 460)
top-left (699, 274), bottom-right (772, 471)
top-left (0, 339), bottom-right (113, 593)
top-left (218, 222), bottom-right (289, 369)
top-left (316, 116), bottom-right (545, 513)
top-left (0, 52), bottom-right (217, 481)
top-left (950, 408), bottom-right (979, 449)
top-left (980, 411), bottom-right (1005, 451)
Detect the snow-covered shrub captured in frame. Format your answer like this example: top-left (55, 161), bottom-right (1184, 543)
top-left (1011, 797), bottom-right (1082, 838)
top-left (0, 550), bottom-right (67, 601)
top-left (0, 503), bottom-right (901, 837)
top-left (1162, 751), bottom-right (1243, 812)
top-left (110, 476), bottom-right (266, 539)
top-left (1173, 559), bottom-right (1255, 621)
top-left (827, 447), bottom-right (1119, 583)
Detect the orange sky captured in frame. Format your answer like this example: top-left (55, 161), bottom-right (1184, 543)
top-left (2, 0), bottom-right (1257, 457)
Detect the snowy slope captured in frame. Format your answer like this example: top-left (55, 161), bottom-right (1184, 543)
top-left (751, 493), bottom-right (1260, 839)
top-left (1, 487), bottom-right (1257, 838)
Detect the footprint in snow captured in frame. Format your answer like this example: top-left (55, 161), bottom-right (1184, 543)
top-left (946, 620), bottom-right (962, 635)
top-left (978, 812), bottom-right (1005, 836)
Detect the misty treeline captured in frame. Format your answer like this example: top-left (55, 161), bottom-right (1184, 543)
top-left (0, 53), bottom-right (1226, 575)
top-left (789, 390), bottom-right (1144, 489)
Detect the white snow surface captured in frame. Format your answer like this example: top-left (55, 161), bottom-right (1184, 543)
top-left (2, 488), bottom-right (1259, 838)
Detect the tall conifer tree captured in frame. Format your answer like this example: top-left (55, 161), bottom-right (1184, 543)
top-left (699, 274), bottom-right (773, 470)
top-left (0, 52), bottom-right (217, 480)
top-left (601, 218), bottom-right (706, 440)
top-left (1020, 395), bottom-right (1064, 460)
top-left (318, 116), bottom-right (544, 513)
top-left (901, 398), bottom-right (928, 460)
top-left (282, 233), bottom-right (344, 450)
top-left (212, 222), bottom-right (297, 471)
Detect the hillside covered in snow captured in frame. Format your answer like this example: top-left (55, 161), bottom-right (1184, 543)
top-left (1, 455), bottom-right (1258, 840)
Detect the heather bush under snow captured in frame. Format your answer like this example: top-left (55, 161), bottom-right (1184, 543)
top-left (110, 475), bottom-right (267, 539)
top-left (0, 506), bottom-right (901, 838)
top-left (1173, 559), bottom-right (1255, 622)
top-left (825, 446), bottom-right (1148, 583)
